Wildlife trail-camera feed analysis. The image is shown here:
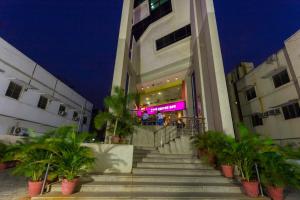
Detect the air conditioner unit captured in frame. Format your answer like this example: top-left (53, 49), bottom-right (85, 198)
top-left (58, 111), bottom-right (67, 116)
top-left (9, 126), bottom-right (29, 137)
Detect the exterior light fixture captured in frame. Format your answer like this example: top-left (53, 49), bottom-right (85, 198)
top-left (175, 77), bottom-right (178, 80)
top-left (167, 80), bottom-right (170, 83)
top-left (158, 92), bottom-right (162, 95)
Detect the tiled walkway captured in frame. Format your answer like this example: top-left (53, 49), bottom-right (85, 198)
top-left (0, 170), bottom-right (28, 200)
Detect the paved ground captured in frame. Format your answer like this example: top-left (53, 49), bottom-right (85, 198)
top-left (0, 170), bottom-right (28, 200)
top-left (0, 169), bottom-right (299, 200)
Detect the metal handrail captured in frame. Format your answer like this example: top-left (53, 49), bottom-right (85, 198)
top-left (152, 117), bottom-right (205, 148)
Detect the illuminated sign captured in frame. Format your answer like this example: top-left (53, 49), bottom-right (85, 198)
top-left (137, 101), bottom-right (185, 116)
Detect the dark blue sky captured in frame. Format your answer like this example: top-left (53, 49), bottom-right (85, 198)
top-left (0, 1), bottom-right (299, 108)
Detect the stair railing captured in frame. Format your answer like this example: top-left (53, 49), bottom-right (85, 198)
top-left (153, 117), bottom-right (205, 148)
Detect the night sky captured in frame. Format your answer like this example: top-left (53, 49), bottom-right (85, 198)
top-left (0, 1), bottom-right (299, 109)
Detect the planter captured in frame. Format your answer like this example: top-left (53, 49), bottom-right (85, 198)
top-left (267, 186), bottom-right (284, 200)
top-left (0, 163), bottom-right (6, 171)
top-left (221, 165), bottom-right (234, 178)
top-left (61, 178), bottom-right (79, 195)
top-left (28, 180), bottom-right (43, 197)
top-left (111, 136), bottom-right (120, 144)
top-left (197, 149), bottom-right (207, 158)
top-left (207, 153), bottom-right (217, 167)
top-left (242, 180), bottom-right (259, 197)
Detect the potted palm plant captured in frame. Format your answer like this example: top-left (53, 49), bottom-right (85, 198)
top-left (216, 136), bottom-right (237, 178)
top-left (0, 142), bottom-right (8, 171)
top-left (46, 126), bottom-right (95, 195)
top-left (234, 124), bottom-right (274, 197)
top-left (10, 141), bottom-right (50, 197)
top-left (259, 148), bottom-right (300, 200)
top-left (94, 86), bottom-right (137, 144)
top-left (192, 133), bottom-right (209, 158)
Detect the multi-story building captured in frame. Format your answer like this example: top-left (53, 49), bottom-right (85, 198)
top-left (0, 37), bottom-right (93, 136)
top-left (111, 0), bottom-right (234, 135)
top-left (227, 30), bottom-right (300, 145)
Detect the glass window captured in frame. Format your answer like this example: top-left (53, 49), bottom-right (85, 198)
top-left (150, 0), bottom-right (169, 11)
top-left (37, 96), bottom-right (48, 110)
top-left (272, 70), bottom-right (290, 88)
top-left (246, 87), bottom-right (257, 101)
top-left (73, 111), bottom-right (79, 121)
top-left (58, 105), bottom-right (66, 116)
top-left (83, 116), bottom-right (88, 125)
top-left (156, 25), bottom-right (191, 50)
top-left (251, 114), bottom-right (263, 127)
top-left (282, 103), bottom-right (300, 120)
top-left (5, 81), bottom-right (22, 100)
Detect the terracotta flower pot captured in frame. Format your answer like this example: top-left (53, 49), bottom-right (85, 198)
top-left (221, 165), bottom-right (234, 178)
top-left (242, 180), bottom-right (259, 197)
top-left (0, 163), bottom-right (6, 171)
top-left (28, 180), bottom-right (43, 197)
top-left (111, 136), bottom-right (120, 144)
top-left (61, 178), bottom-right (79, 195)
top-left (208, 153), bottom-right (217, 167)
top-left (267, 186), bottom-right (284, 200)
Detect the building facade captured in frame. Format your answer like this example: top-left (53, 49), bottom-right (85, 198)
top-left (0, 37), bottom-right (93, 136)
top-left (111, 0), bottom-right (234, 135)
top-left (227, 30), bottom-right (300, 145)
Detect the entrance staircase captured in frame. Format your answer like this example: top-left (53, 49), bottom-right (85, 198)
top-left (33, 145), bottom-right (266, 199)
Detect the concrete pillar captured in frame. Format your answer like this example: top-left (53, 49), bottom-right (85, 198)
top-left (111, 0), bottom-right (134, 92)
top-left (190, 0), bottom-right (234, 136)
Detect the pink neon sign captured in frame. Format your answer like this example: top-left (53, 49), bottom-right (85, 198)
top-left (137, 101), bottom-right (185, 116)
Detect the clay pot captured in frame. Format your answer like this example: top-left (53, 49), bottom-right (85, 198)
top-left (0, 163), bottom-right (6, 171)
top-left (111, 136), bottom-right (120, 144)
top-left (221, 165), bottom-right (234, 178)
top-left (267, 186), bottom-right (284, 200)
top-left (61, 178), bottom-right (79, 195)
top-left (208, 153), bottom-right (217, 167)
top-left (242, 180), bottom-right (259, 197)
top-left (28, 180), bottom-right (43, 197)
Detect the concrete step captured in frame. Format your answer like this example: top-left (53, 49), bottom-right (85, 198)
top-left (134, 147), bottom-right (157, 151)
top-left (132, 168), bottom-right (221, 176)
top-left (142, 157), bottom-right (203, 163)
top-left (50, 182), bottom-right (242, 193)
top-left (86, 174), bottom-right (235, 184)
top-left (145, 153), bottom-right (194, 159)
top-left (136, 162), bottom-right (212, 169)
top-left (33, 192), bottom-right (269, 200)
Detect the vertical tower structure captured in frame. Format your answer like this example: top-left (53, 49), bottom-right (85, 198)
top-left (112, 0), bottom-right (234, 135)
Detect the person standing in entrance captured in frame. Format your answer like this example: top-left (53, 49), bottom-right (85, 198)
top-left (142, 111), bottom-right (149, 125)
top-left (156, 111), bottom-right (164, 126)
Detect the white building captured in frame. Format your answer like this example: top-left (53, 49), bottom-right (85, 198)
top-left (111, 0), bottom-right (234, 135)
top-left (227, 30), bottom-right (300, 145)
top-left (0, 37), bottom-right (93, 136)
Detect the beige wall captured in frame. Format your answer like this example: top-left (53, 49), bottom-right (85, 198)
top-left (228, 30), bottom-right (300, 145)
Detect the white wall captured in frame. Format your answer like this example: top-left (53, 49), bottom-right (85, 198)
top-left (0, 37), bottom-right (93, 135)
top-left (137, 0), bottom-right (191, 76)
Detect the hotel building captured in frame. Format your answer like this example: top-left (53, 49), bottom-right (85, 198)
top-left (227, 30), bottom-right (300, 145)
top-left (111, 0), bottom-right (234, 135)
top-left (0, 37), bottom-right (93, 137)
